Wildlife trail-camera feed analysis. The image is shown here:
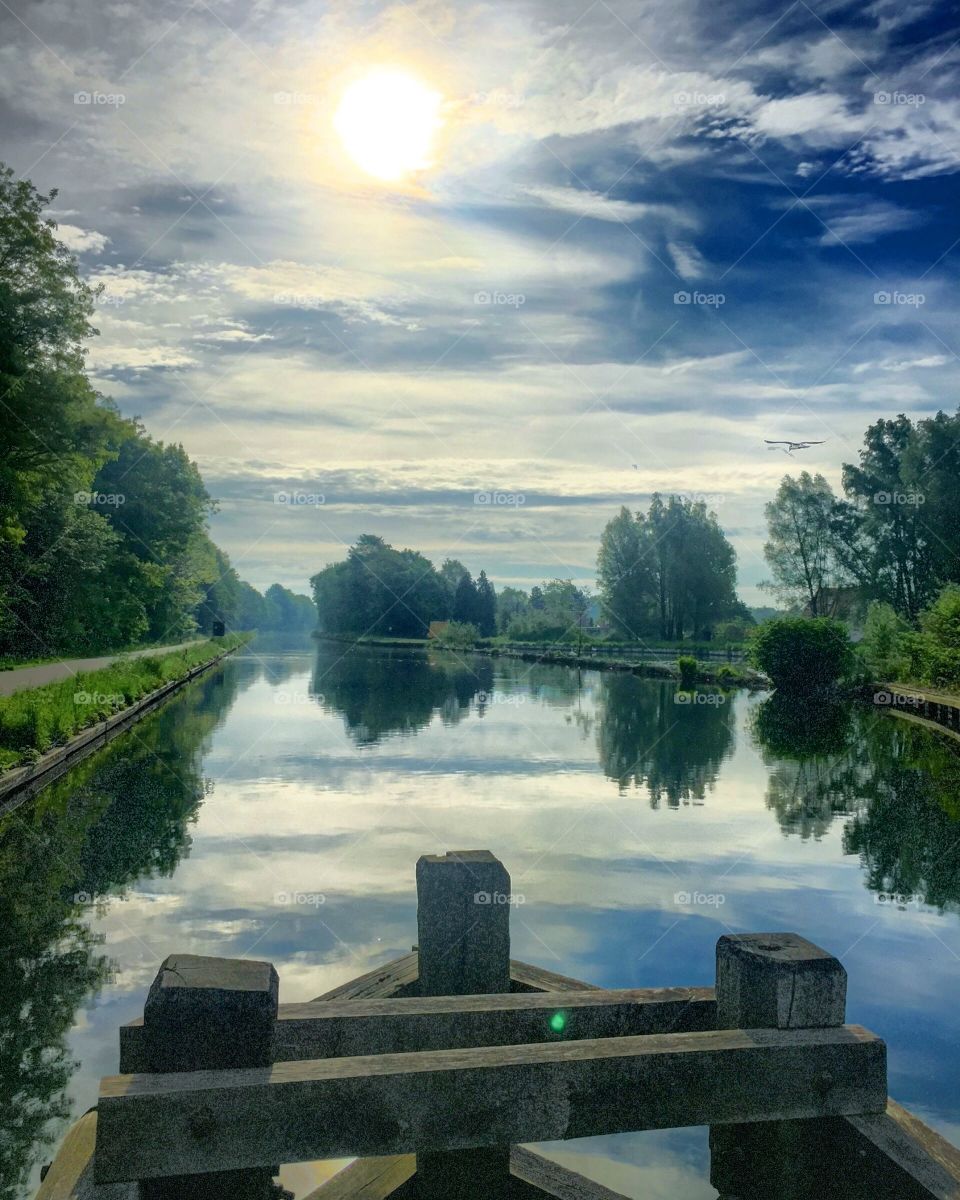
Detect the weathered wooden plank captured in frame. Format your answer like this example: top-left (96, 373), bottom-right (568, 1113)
top-left (311, 953), bottom-right (419, 1002)
top-left (840, 1099), bottom-right (960, 1200)
top-left (94, 1024), bottom-right (887, 1183)
top-left (509, 961), bottom-right (602, 994)
top-left (299, 1155), bottom-right (415, 1200)
top-left (35, 1110), bottom-right (136, 1200)
top-left (119, 986), bottom-right (714, 1071)
top-left (509, 1147), bottom-right (633, 1199)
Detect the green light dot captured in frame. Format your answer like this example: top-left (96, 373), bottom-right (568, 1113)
top-left (549, 1011), bottom-right (567, 1033)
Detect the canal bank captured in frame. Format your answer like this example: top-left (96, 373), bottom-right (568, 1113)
top-left (0, 634), bottom-right (250, 813)
top-left (312, 633), bottom-right (767, 689)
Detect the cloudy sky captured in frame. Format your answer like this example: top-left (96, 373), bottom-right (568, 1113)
top-left (3, 0), bottom-right (958, 602)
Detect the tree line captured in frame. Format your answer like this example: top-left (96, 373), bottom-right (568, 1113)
top-left (761, 409), bottom-right (960, 623)
top-left (0, 166), bottom-right (314, 657)
top-left (311, 534), bottom-right (600, 641)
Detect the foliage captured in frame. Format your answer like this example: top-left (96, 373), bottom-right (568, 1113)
top-left (597, 496), bottom-right (738, 640)
top-left (860, 601), bottom-right (910, 681)
top-left (676, 655), bottom-right (698, 687)
top-left (761, 473), bottom-right (853, 615)
top-left (748, 617), bottom-right (855, 693)
top-left (433, 621), bottom-right (478, 648)
top-left (0, 634), bottom-right (249, 769)
top-left (908, 585), bottom-right (960, 687)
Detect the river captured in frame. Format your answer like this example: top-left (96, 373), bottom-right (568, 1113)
top-left (3, 635), bottom-right (959, 1198)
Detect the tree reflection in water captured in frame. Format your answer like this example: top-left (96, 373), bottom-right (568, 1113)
top-left (0, 662), bottom-right (252, 1200)
top-left (752, 695), bottom-right (960, 911)
top-left (596, 673), bottom-right (736, 807)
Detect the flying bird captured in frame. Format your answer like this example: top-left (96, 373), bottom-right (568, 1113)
top-left (764, 439), bottom-right (826, 455)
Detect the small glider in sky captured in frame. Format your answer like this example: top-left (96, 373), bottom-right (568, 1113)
top-left (764, 439), bottom-right (827, 455)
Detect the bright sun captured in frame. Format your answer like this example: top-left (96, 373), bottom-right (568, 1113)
top-left (334, 70), bottom-right (443, 182)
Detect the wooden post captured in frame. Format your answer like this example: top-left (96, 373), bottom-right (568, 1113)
top-left (710, 932), bottom-right (849, 1200)
top-left (414, 851), bottom-right (511, 1198)
top-left (138, 953), bottom-right (280, 1200)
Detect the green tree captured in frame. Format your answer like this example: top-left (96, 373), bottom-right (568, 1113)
top-left (762, 473), bottom-right (850, 616)
top-left (596, 506), bottom-right (654, 637)
top-left (474, 570), bottom-right (497, 637)
top-left (749, 616), bottom-right (855, 694)
top-left (453, 571), bottom-right (480, 625)
top-left (496, 586), bottom-right (528, 633)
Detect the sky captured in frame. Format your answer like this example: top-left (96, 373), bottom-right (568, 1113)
top-left (2, 0), bottom-right (958, 603)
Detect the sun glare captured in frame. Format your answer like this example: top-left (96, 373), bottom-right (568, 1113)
top-left (334, 70), bottom-right (443, 182)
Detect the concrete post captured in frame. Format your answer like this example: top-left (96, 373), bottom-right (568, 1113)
top-left (710, 932), bottom-right (849, 1200)
top-left (414, 851), bottom-right (512, 1198)
top-left (139, 954), bottom-right (281, 1200)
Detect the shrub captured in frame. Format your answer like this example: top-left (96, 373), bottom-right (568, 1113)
top-left (748, 617), bottom-right (854, 693)
top-left (860, 601), bottom-right (910, 681)
top-left (433, 621), bottom-right (478, 648)
top-left (676, 655), bottom-right (698, 687)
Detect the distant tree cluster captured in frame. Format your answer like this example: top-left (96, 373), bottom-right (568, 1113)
top-left (310, 536), bottom-right (499, 638)
top-left (596, 496), bottom-right (743, 640)
top-left (0, 165), bottom-right (313, 656)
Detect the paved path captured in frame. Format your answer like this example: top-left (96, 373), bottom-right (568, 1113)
top-left (0, 641), bottom-right (207, 697)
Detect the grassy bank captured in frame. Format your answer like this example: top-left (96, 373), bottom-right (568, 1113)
top-left (0, 633), bottom-right (250, 771)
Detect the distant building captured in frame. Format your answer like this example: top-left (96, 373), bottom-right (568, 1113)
top-left (427, 620), bottom-right (450, 639)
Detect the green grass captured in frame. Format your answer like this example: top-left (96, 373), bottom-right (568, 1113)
top-left (0, 633), bottom-right (250, 771)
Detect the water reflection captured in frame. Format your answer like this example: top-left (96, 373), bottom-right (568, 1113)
top-left (597, 673), bottom-right (736, 807)
top-left (312, 644), bottom-right (493, 746)
top-left (5, 642), bottom-right (960, 1199)
top-left (0, 664), bottom-right (251, 1200)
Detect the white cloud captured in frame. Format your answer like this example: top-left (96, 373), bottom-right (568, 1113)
top-left (57, 224), bottom-right (111, 254)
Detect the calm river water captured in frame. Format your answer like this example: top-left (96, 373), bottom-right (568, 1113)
top-left (3, 636), bottom-right (960, 1198)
